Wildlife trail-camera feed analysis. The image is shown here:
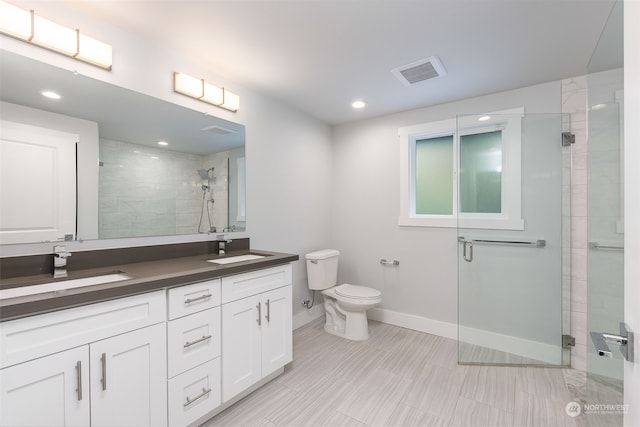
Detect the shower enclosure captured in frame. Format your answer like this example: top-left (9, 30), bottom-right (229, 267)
top-left (457, 111), bottom-right (572, 367)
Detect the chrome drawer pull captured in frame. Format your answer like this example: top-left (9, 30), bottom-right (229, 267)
top-left (100, 352), bottom-right (107, 391)
top-left (184, 387), bottom-right (211, 407)
top-left (75, 360), bottom-right (83, 401)
top-left (184, 293), bottom-right (212, 304)
top-left (265, 299), bottom-right (271, 322)
top-left (184, 335), bottom-right (213, 348)
top-left (256, 302), bottom-right (261, 325)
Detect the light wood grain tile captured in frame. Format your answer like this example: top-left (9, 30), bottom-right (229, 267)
top-left (460, 365), bottom-right (517, 412)
top-left (371, 403), bottom-right (448, 427)
top-left (513, 391), bottom-right (577, 427)
top-left (335, 367), bottom-right (412, 425)
top-left (266, 374), bottom-right (356, 426)
top-left (403, 363), bottom-right (466, 421)
top-left (203, 380), bottom-right (296, 427)
top-left (515, 367), bottom-right (572, 402)
top-left (449, 397), bottom-right (513, 427)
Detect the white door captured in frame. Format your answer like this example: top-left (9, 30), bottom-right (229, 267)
top-left (221, 294), bottom-right (261, 402)
top-left (0, 121), bottom-right (77, 244)
top-left (90, 323), bottom-right (167, 427)
top-left (0, 346), bottom-right (90, 427)
top-left (261, 286), bottom-right (292, 376)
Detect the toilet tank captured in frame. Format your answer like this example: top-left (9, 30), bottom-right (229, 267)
top-left (305, 249), bottom-right (340, 290)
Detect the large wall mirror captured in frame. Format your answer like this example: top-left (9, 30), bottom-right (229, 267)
top-left (0, 50), bottom-right (246, 245)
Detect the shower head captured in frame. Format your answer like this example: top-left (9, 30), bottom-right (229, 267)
top-left (198, 167), bottom-right (215, 180)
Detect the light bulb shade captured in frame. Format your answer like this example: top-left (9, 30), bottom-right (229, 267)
top-left (0, 1), bottom-right (31, 40)
top-left (77, 33), bottom-right (112, 69)
top-left (174, 72), bottom-right (203, 98)
top-left (202, 81), bottom-right (224, 105)
top-left (32, 15), bottom-right (77, 56)
top-left (222, 90), bottom-right (240, 112)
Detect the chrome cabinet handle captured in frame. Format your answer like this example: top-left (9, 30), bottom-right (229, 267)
top-left (100, 353), bottom-right (107, 391)
top-left (184, 387), bottom-right (211, 407)
top-left (256, 302), bottom-right (261, 326)
top-left (75, 360), bottom-right (83, 401)
top-left (184, 335), bottom-right (212, 348)
top-left (265, 299), bottom-right (271, 323)
top-left (184, 293), bottom-right (212, 304)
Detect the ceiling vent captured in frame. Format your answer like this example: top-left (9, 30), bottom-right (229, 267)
top-left (391, 56), bottom-right (447, 86)
top-left (201, 125), bottom-right (236, 135)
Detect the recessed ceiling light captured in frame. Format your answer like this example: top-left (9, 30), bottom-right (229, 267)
top-left (478, 115), bottom-right (491, 121)
top-left (352, 100), bottom-right (367, 109)
top-left (157, 141), bottom-right (169, 146)
top-left (41, 90), bottom-right (62, 100)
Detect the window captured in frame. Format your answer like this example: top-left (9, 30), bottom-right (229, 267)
top-left (399, 107), bottom-right (524, 229)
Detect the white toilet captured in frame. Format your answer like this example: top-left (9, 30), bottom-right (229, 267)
top-left (305, 249), bottom-right (382, 341)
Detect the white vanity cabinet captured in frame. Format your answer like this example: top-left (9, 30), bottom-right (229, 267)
top-left (0, 291), bottom-right (167, 427)
top-left (221, 264), bottom-right (292, 402)
top-left (166, 279), bottom-right (222, 427)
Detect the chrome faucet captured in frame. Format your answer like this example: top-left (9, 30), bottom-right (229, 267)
top-left (53, 245), bottom-right (72, 278)
top-left (216, 235), bottom-right (233, 255)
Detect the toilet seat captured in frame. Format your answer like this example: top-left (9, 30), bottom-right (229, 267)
top-left (335, 284), bottom-right (381, 300)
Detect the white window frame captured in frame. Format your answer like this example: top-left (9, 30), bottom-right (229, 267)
top-left (398, 107), bottom-right (525, 230)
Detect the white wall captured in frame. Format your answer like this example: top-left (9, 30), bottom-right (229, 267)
top-left (0, 3), bottom-right (333, 320)
top-left (623, 0), bottom-right (640, 424)
top-left (331, 82), bottom-right (561, 337)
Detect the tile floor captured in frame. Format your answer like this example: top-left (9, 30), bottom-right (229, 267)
top-left (203, 318), bottom-right (621, 427)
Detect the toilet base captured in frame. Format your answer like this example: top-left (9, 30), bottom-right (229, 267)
top-left (323, 300), bottom-right (371, 341)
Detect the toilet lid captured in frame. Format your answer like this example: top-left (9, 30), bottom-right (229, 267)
top-left (335, 284), bottom-right (381, 299)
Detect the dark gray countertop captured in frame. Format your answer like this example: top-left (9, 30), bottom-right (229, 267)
top-left (0, 249), bottom-right (299, 321)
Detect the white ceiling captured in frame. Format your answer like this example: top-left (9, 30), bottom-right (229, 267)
top-left (56, 1), bottom-right (620, 124)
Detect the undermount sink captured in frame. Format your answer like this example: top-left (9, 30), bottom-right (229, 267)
top-left (207, 254), bottom-right (265, 265)
top-left (0, 273), bottom-right (132, 301)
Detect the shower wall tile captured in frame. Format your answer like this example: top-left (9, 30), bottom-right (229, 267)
top-left (562, 76), bottom-right (587, 372)
top-left (99, 139), bottom-right (231, 238)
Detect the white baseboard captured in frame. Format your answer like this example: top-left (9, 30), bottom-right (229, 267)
top-left (368, 307), bottom-right (457, 339)
top-left (368, 307), bottom-right (561, 365)
top-left (459, 325), bottom-right (562, 365)
top-left (293, 303), bottom-right (325, 330)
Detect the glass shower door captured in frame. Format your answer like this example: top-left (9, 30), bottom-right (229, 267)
top-left (457, 112), bottom-right (572, 366)
top-left (585, 1), bottom-right (624, 423)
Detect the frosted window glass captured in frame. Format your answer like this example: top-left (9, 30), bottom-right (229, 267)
top-left (415, 135), bottom-right (453, 215)
top-left (459, 131), bottom-right (502, 213)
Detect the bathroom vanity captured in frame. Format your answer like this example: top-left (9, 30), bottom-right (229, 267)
top-left (0, 239), bottom-right (297, 427)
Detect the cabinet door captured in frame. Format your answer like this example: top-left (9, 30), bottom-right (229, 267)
top-left (221, 294), bottom-right (261, 402)
top-left (90, 323), bottom-right (167, 427)
top-left (0, 346), bottom-right (89, 427)
top-left (261, 285), bottom-right (293, 376)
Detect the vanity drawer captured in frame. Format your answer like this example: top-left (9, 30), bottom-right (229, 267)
top-left (168, 358), bottom-right (221, 427)
top-left (167, 307), bottom-right (220, 378)
top-left (0, 291), bottom-right (166, 369)
top-left (221, 264), bottom-right (292, 304)
top-left (168, 279), bottom-right (221, 320)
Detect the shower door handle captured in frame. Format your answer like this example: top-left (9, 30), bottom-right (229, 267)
top-left (462, 240), bottom-right (473, 262)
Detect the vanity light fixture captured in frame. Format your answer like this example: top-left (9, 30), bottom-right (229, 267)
top-left (0, 0), bottom-right (113, 70)
top-left (173, 72), bottom-right (240, 112)
top-left (478, 115), bottom-right (492, 121)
